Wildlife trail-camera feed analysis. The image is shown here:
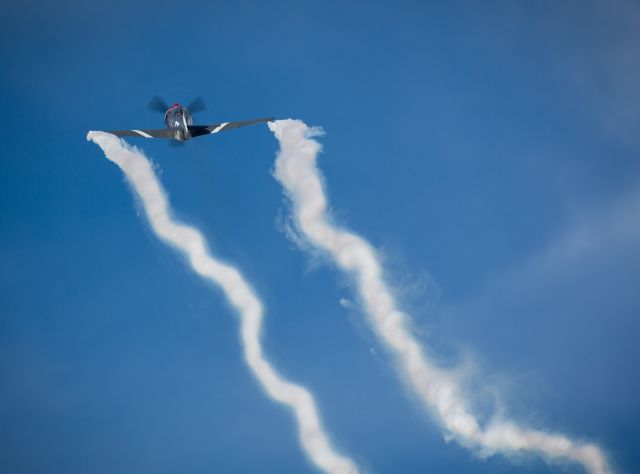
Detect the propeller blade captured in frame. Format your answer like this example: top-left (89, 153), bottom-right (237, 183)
top-left (148, 95), bottom-right (169, 113)
top-left (188, 96), bottom-right (206, 113)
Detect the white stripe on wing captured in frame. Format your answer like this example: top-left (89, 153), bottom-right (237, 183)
top-left (210, 122), bottom-right (229, 134)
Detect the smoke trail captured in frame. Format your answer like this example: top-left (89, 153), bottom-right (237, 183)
top-left (269, 119), bottom-right (612, 474)
top-left (87, 131), bottom-right (359, 474)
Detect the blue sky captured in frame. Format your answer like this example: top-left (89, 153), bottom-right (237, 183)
top-left (1, 1), bottom-right (639, 473)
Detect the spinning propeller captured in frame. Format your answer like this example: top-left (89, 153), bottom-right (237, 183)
top-left (148, 95), bottom-right (207, 114)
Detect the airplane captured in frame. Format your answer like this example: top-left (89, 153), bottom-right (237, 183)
top-left (107, 96), bottom-right (274, 142)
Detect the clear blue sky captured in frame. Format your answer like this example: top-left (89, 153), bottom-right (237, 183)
top-left (1, 1), bottom-right (639, 473)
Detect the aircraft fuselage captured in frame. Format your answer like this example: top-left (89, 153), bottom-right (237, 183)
top-left (164, 104), bottom-right (194, 141)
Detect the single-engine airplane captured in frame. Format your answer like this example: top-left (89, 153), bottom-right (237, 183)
top-left (107, 96), bottom-right (274, 142)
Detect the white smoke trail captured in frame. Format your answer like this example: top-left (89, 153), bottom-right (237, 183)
top-left (87, 131), bottom-right (359, 474)
top-left (269, 119), bottom-right (612, 474)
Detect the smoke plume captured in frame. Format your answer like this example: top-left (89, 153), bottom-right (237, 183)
top-left (87, 131), bottom-right (359, 474)
top-left (269, 119), bottom-right (611, 474)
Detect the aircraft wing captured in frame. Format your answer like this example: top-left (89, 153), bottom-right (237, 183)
top-left (106, 128), bottom-right (175, 139)
top-left (189, 117), bottom-right (275, 138)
